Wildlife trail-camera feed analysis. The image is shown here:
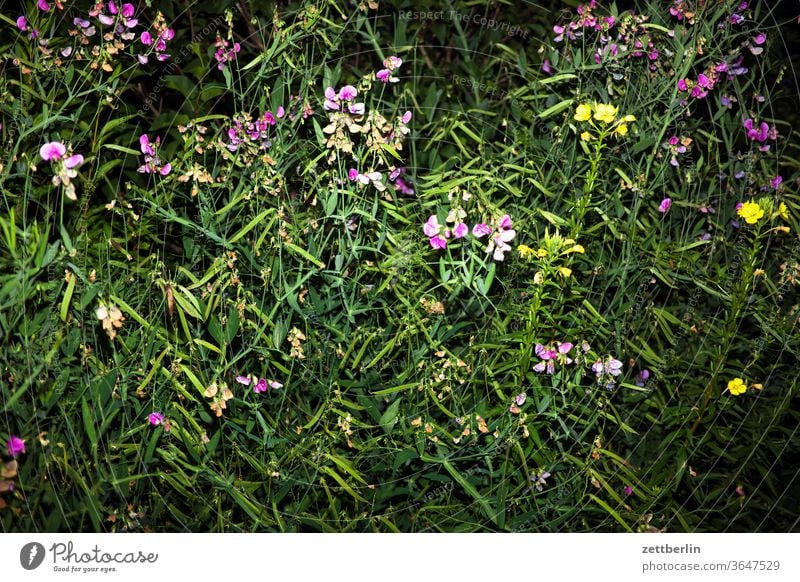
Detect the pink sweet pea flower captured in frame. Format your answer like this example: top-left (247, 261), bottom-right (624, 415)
top-left (472, 223), bottom-right (492, 237)
top-left (235, 375), bottom-right (251, 385)
top-left (140, 30), bottom-right (152, 45)
top-left (16, 16), bottom-right (28, 31)
top-left (658, 198), bottom-right (672, 213)
top-left (453, 222), bottom-right (468, 238)
top-left (6, 435), bottom-right (25, 457)
top-left (401, 111), bottom-right (412, 124)
top-left (40, 141), bottom-right (66, 161)
top-left (64, 154), bottom-right (84, 169)
top-left (38, 0), bottom-right (50, 11)
top-left (338, 85), bottom-right (357, 101)
top-left (348, 168), bottom-right (359, 181)
top-left (423, 215), bottom-right (441, 238)
top-left (148, 412), bottom-right (165, 426)
top-left (429, 235), bottom-right (447, 250)
top-left (253, 378), bottom-right (268, 393)
top-left (267, 380), bottom-right (283, 390)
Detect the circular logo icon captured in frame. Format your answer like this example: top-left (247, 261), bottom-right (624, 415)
top-left (20, 542), bottom-right (46, 570)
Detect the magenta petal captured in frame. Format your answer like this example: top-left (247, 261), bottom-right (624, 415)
top-left (98, 14), bottom-right (114, 26)
top-left (253, 378), bottom-right (267, 393)
top-left (64, 154), bottom-right (84, 169)
top-left (429, 235), bottom-right (447, 250)
top-left (159, 163), bottom-right (172, 176)
top-left (39, 141), bottom-right (66, 161)
top-left (235, 375), bottom-right (251, 385)
top-left (6, 435), bottom-right (26, 457)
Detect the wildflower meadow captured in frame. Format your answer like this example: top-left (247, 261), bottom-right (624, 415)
top-left (1, 0), bottom-right (799, 533)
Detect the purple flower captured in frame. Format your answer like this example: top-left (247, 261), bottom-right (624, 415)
top-left (770, 176), bottom-right (782, 190)
top-left (253, 378), bottom-right (267, 393)
top-left (556, 342), bottom-right (574, 365)
top-left (677, 79), bottom-right (688, 92)
top-left (635, 368), bottom-right (650, 387)
top-left (38, 0), bottom-right (49, 11)
top-left (744, 118), bottom-right (769, 142)
top-left (533, 344), bottom-right (558, 374)
top-left (531, 469), bottom-right (551, 491)
top-left (235, 375), bottom-right (251, 386)
top-left (16, 16), bottom-right (27, 31)
top-left (40, 141), bottom-right (66, 161)
top-left (542, 59), bottom-right (552, 74)
top-left (64, 154), bottom-right (84, 169)
top-left (453, 222), bottom-right (468, 239)
top-left (376, 69), bottom-right (392, 83)
top-left (697, 73), bottom-right (712, 89)
top-left (148, 412), bottom-right (165, 426)
top-left (514, 392), bottom-right (527, 406)
top-left (268, 380), bottom-right (283, 390)
top-left (338, 85), bottom-right (357, 101)
top-left (429, 235), bottom-right (447, 250)
top-left (472, 223), bottom-right (492, 238)
top-left (401, 110), bottom-right (412, 124)
top-left (347, 102), bottom-right (365, 115)
top-left (6, 435), bottom-right (25, 458)
top-left (624, 485), bottom-right (633, 496)
top-left (658, 198), bottom-right (672, 213)
top-left (423, 216), bottom-right (440, 238)
top-left (754, 32), bottom-right (766, 45)
top-left (137, 134), bottom-right (171, 175)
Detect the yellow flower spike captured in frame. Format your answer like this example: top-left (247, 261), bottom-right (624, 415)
top-left (727, 377), bottom-right (747, 396)
top-left (615, 124), bottom-right (628, 136)
top-left (536, 248), bottom-right (548, 259)
top-left (737, 201), bottom-right (764, 224)
top-left (517, 244), bottom-right (535, 259)
top-left (593, 103), bottom-right (617, 124)
top-left (775, 202), bottom-right (789, 220)
top-left (574, 103), bottom-right (592, 122)
top-left (557, 266), bottom-right (572, 278)
top-left (580, 131), bottom-right (593, 142)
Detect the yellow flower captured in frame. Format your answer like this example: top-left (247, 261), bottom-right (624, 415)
top-left (622, 114), bottom-right (636, 122)
top-left (775, 202), bottom-right (789, 220)
top-left (727, 378), bottom-right (747, 396)
top-left (536, 248), bottom-right (548, 259)
top-left (557, 266), bottom-right (572, 278)
top-left (517, 244), bottom-right (534, 259)
top-left (562, 244), bottom-right (585, 254)
top-left (615, 124), bottom-right (628, 136)
top-left (737, 201), bottom-right (764, 225)
top-left (593, 103), bottom-right (617, 124)
top-left (580, 131), bottom-right (593, 142)
top-left (574, 103), bottom-right (592, 122)
top-left (751, 383), bottom-right (763, 391)
top-left (776, 225), bottom-right (791, 233)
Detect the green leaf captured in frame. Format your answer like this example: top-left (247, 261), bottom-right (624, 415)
top-left (379, 399), bottom-right (401, 434)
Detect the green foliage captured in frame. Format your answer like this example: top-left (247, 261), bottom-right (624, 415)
top-left (1, 0), bottom-right (799, 532)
